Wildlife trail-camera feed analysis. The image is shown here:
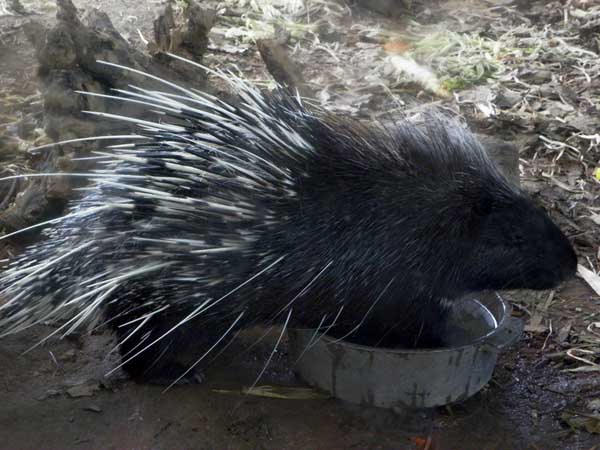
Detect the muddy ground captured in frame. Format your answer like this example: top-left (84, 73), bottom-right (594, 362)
top-left (0, 0), bottom-right (599, 449)
top-left (0, 302), bottom-right (597, 450)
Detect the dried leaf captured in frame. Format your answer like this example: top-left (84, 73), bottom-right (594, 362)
top-left (545, 176), bottom-right (581, 193)
top-left (383, 39), bottom-right (412, 55)
top-left (561, 412), bottom-right (600, 434)
top-left (564, 366), bottom-right (600, 373)
top-left (386, 55), bottom-right (448, 97)
top-left (563, 348), bottom-right (600, 372)
top-left (557, 320), bottom-right (573, 343)
top-left (525, 291), bottom-right (554, 333)
top-left (577, 265), bottom-right (600, 298)
top-left (213, 385), bottom-right (329, 400)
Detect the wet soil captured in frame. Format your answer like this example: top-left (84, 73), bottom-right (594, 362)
top-left (0, 285), bottom-right (597, 450)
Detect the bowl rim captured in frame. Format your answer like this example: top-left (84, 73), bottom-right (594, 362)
top-left (289, 291), bottom-right (511, 355)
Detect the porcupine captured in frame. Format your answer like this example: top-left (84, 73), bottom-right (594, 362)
top-left (0, 56), bottom-right (577, 385)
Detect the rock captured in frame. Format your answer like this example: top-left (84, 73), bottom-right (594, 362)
top-left (66, 383), bottom-right (100, 398)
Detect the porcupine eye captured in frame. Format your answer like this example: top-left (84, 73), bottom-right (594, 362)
top-left (473, 195), bottom-right (493, 217)
top-left (508, 230), bottom-right (526, 247)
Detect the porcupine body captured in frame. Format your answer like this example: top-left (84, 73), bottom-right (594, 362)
top-left (0, 59), bottom-right (577, 384)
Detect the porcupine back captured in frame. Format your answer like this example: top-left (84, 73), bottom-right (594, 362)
top-left (0, 58), bottom-right (577, 384)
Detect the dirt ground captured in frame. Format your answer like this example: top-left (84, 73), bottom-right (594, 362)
top-left (0, 310), bottom-right (597, 450)
top-left (0, 0), bottom-right (599, 449)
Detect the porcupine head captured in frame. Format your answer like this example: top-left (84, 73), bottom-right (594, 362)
top-left (284, 110), bottom-right (578, 348)
top-left (0, 60), bottom-right (578, 383)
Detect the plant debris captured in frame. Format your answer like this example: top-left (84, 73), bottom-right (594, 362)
top-left (213, 385), bottom-right (329, 400)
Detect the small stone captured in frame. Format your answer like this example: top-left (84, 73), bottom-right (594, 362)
top-left (588, 398), bottom-right (600, 412)
top-left (66, 383), bottom-right (99, 398)
top-left (494, 88), bottom-right (522, 109)
top-left (36, 388), bottom-right (61, 401)
top-left (84, 404), bottom-right (102, 413)
top-left (61, 349), bottom-right (77, 362)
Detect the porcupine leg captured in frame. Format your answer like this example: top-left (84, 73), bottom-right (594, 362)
top-left (114, 316), bottom-right (246, 385)
top-left (105, 292), bottom-right (236, 385)
top-left (113, 315), bottom-right (204, 385)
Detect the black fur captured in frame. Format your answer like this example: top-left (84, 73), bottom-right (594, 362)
top-left (0, 83), bottom-right (577, 384)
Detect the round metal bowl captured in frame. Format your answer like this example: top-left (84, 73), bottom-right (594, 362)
top-left (287, 292), bottom-right (523, 409)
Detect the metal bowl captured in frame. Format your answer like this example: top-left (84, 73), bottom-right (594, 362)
top-left (287, 292), bottom-right (523, 409)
